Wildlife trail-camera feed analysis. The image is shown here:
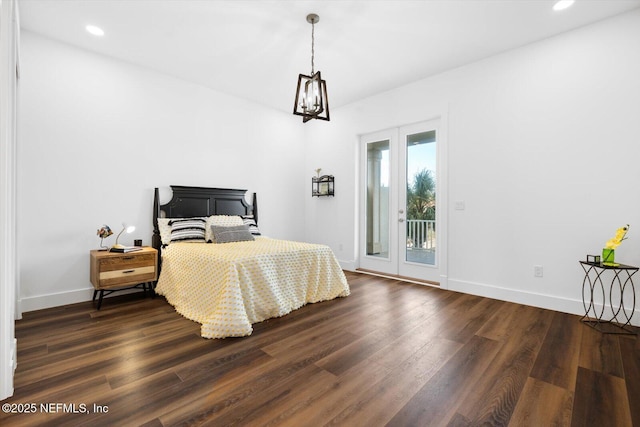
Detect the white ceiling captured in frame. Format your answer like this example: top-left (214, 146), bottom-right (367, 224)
top-left (18, 0), bottom-right (640, 113)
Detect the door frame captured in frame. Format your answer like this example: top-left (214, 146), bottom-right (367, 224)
top-left (357, 113), bottom-right (448, 289)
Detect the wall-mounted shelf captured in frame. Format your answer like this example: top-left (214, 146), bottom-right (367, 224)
top-left (312, 175), bottom-right (334, 197)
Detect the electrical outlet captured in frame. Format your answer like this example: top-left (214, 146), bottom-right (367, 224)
top-left (534, 265), bottom-right (543, 278)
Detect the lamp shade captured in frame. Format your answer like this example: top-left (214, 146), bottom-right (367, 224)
top-left (112, 222), bottom-right (135, 249)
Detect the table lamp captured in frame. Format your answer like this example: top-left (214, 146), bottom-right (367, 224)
top-left (112, 223), bottom-right (135, 249)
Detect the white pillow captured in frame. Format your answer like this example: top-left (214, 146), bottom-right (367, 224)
top-left (205, 215), bottom-right (244, 242)
top-left (157, 218), bottom-right (172, 245)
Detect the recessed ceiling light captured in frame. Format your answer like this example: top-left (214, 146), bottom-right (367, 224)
top-left (86, 25), bottom-right (105, 37)
top-left (553, 0), bottom-right (575, 11)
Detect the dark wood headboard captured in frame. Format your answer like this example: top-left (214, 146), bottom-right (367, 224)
top-left (152, 185), bottom-right (257, 252)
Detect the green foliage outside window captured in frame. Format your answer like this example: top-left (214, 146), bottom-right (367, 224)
top-left (406, 168), bottom-right (435, 221)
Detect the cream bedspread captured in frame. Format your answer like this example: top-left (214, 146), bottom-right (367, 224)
top-left (155, 237), bottom-right (350, 338)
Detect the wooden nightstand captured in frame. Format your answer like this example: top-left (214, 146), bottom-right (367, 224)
top-left (89, 247), bottom-right (158, 309)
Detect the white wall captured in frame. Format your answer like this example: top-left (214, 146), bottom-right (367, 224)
top-left (18, 31), bottom-right (305, 311)
top-left (305, 9), bottom-right (640, 322)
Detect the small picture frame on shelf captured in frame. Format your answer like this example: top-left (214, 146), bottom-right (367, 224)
top-left (586, 254), bottom-right (601, 264)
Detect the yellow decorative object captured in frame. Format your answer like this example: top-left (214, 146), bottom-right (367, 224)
top-left (602, 224), bottom-right (629, 267)
top-left (605, 224), bottom-right (629, 249)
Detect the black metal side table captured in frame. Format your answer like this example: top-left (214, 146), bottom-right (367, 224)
top-left (579, 261), bottom-right (638, 334)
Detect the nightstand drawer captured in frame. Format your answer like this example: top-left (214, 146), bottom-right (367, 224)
top-left (98, 253), bottom-right (155, 271)
top-left (98, 265), bottom-right (156, 289)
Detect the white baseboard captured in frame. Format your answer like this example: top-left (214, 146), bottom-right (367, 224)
top-left (448, 278), bottom-right (640, 327)
top-left (11, 338), bottom-right (16, 371)
top-left (339, 259), bottom-right (357, 272)
top-left (20, 287), bottom-right (95, 312)
top-left (20, 287), bottom-right (142, 313)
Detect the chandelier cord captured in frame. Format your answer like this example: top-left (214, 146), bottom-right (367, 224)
top-left (311, 20), bottom-right (315, 75)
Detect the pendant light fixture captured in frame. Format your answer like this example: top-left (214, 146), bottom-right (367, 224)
top-left (293, 13), bottom-right (330, 122)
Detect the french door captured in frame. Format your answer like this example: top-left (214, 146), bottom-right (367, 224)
top-left (359, 119), bottom-right (446, 285)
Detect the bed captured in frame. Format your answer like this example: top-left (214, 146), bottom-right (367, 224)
top-left (152, 186), bottom-right (350, 339)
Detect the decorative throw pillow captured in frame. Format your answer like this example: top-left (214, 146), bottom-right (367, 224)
top-left (242, 216), bottom-right (262, 236)
top-left (169, 218), bottom-right (206, 242)
top-left (210, 225), bottom-right (255, 244)
top-left (205, 215), bottom-right (244, 242)
top-left (157, 218), bottom-right (173, 245)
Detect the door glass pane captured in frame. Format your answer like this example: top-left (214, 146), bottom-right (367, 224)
top-left (366, 140), bottom-right (390, 258)
top-left (405, 130), bottom-right (436, 265)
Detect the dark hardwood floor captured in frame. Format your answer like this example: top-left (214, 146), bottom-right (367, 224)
top-left (1, 271), bottom-right (638, 426)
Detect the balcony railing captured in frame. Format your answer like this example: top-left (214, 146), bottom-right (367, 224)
top-left (406, 220), bottom-right (436, 250)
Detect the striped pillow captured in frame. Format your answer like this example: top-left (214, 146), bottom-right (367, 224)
top-left (242, 216), bottom-right (261, 236)
top-left (169, 218), bottom-right (206, 242)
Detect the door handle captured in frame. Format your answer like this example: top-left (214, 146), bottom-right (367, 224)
top-left (399, 209), bottom-right (404, 214)
top-left (398, 218), bottom-right (405, 223)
